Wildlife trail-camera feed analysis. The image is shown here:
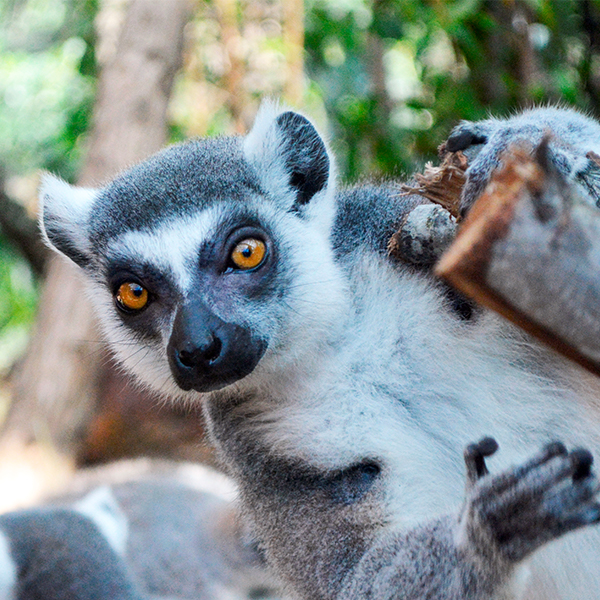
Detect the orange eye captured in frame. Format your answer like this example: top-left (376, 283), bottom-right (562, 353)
top-left (230, 238), bottom-right (267, 270)
top-left (116, 282), bottom-right (149, 312)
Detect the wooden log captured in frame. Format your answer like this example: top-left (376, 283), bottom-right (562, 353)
top-left (399, 150), bottom-right (467, 219)
top-left (388, 151), bottom-right (466, 266)
top-left (435, 142), bottom-right (600, 377)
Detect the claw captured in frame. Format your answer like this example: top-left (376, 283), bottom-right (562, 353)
top-left (582, 503), bottom-right (600, 524)
top-left (543, 441), bottom-right (568, 457)
top-left (465, 437), bottom-right (498, 485)
top-left (571, 448), bottom-right (594, 481)
top-left (445, 129), bottom-right (488, 153)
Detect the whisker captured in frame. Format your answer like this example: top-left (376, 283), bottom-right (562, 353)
top-left (286, 278), bottom-right (342, 291)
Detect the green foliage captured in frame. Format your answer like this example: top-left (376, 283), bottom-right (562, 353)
top-left (0, 238), bottom-right (37, 375)
top-left (0, 0), bottom-right (96, 372)
top-left (0, 0), bottom-right (96, 180)
top-left (305, 0), bottom-right (600, 181)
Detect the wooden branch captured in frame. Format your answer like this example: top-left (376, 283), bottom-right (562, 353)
top-left (399, 151), bottom-right (467, 219)
top-left (389, 151), bottom-right (465, 265)
top-left (0, 179), bottom-right (48, 275)
top-left (436, 143), bottom-right (600, 377)
top-left (388, 203), bottom-right (457, 266)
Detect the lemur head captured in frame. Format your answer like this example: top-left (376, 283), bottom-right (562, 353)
top-left (40, 104), bottom-right (346, 401)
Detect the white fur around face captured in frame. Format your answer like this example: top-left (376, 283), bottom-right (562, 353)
top-left (74, 486), bottom-right (129, 556)
top-left (106, 206), bottom-right (224, 294)
top-left (0, 531), bottom-right (16, 600)
top-left (92, 207), bottom-right (226, 404)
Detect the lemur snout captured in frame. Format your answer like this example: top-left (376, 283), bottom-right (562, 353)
top-left (177, 336), bottom-right (223, 368)
top-left (167, 301), bottom-right (267, 393)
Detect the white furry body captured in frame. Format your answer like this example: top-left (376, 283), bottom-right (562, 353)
top-left (221, 249), bottom-right (600, 599)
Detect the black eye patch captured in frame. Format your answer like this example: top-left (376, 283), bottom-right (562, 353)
top-left (104, 259), bottom-right (177, 298)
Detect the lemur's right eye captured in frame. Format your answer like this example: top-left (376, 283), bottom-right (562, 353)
top-left (115, 282), bottom-right (149, 312)
top-left (230, 238), bottom-right (267, 270)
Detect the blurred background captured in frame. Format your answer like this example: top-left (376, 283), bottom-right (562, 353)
top-left (1, 0), bottom-right (600, 510)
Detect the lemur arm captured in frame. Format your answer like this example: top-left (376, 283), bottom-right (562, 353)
top-left (230, 429), bottom-right (600, 600)
top-left (340, 440), bottom-right (600, 600)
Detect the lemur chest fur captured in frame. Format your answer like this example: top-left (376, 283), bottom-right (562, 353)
top-left (205, 251), bottom-right (595, 527)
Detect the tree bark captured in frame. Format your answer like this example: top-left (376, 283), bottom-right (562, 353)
top-left (3, 0), bottom-right (195, 503)
top-left (0, 177), bottom-right (48, 276)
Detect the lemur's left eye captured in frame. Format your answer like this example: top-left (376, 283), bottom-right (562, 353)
top-left (115, 282), bottom-right (149, 312)
top-left (230, 238), bottom-right (266, 270)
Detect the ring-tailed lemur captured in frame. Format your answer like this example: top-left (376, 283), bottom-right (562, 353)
top-left (63, 460), bottom-right (284, 600)
top-left (0, 465), bottom-right (284, 600)
top-left (0, 486), bottom-right (145, 600)
top-left (40, 103), bottom-right (600, 599)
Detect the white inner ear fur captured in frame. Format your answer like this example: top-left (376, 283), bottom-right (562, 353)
top-left (74, 486), bottom-right (129, 556)
top-left (243, 100), bottom-right (293, 201)
top-left (38, 173), bottom-right (98, 256)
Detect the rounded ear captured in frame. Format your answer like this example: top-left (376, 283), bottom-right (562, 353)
top-left (274, 111), bottom-right (330, 206)
top-left (243, 102), bottom-right (333, 212)
top-left (39, 173), bottom-right (98, 268)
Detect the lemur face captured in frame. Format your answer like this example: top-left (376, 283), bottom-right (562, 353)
top-left (40, 105), bottom-right (346, 400)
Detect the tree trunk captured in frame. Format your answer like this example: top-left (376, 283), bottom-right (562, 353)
top-left (214, 0), bottom-right (247, 132)
top-left (1, 0), bottom-right (195, 510)
top-left (282, 0), bottom-right (304, 106)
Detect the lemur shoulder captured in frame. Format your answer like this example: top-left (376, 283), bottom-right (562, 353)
top-left (40, 103), bottom-right (600, 599)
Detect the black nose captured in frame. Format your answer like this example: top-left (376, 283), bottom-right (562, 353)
top-left (167, 300), bottom-right (268, 393)
top-left (177, 336), bottom-right (222, 368)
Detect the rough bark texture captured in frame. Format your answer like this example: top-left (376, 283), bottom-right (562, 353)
top-left (436, 145), bottom-right (600, 377)
top-left (398, 150), bottom-right (467, 218)
top-left (4, 0), bottom-right (197, 480)
top-left (388, 152), bottom-right (465, 266)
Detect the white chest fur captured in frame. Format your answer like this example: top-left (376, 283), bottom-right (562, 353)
top-left (233, 255), bottom-right (600, 598)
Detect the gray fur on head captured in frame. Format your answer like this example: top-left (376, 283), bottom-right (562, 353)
top-left (40, 102), bottom-right (336, 270)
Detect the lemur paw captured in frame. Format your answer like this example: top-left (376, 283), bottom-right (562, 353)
top-left (444, 123), bottom-right (489, 154)
top-left (460, 439), bottom-right (600, 564)
top-left (444, 121), bottom-right (504, 217)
